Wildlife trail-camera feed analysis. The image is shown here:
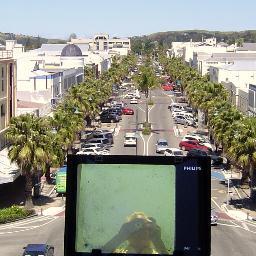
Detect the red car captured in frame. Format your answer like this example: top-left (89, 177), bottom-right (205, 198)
top-left (162, 83), bottom-right (174, 91)
top-left (179, 140), bottom-right (209, 152)
top-left (122, 107), bottom-right (134, 115)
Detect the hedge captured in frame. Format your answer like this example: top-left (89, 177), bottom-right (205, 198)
top-left (0, 205), bottom-right (35, 224)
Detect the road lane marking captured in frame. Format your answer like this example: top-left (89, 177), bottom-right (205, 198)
top-left (146, 133), bottom-right (153, 156)
top-left (140, 133), bottom-right (146, 156)
top-left (0, 217), bottom-right (58, 235)
top-left (241, 222), bottom-right (250, 231)
top-left (137, 106), bottom-right (145, 113)
top-left (211, 198), bottom-right (222, 211)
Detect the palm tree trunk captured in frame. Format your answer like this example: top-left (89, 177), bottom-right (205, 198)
top-left (249, 163), bottom-right (256, 201)
top-left (24, 171), bottom-right (34, 209)
top-left (45, 164), bottom-right (51, 184)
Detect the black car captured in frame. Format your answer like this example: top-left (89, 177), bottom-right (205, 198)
top-left (23, 244), bottom-right (54, 256)
top-left (100, 113), bottom-right (119, 123)
top-left (187, 149), bottom-right (208, 157)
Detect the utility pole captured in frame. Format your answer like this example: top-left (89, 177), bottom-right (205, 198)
top-left (136, 108), bottom-right (138, 156)
top-left (227, 178), bottom-right (230, 205)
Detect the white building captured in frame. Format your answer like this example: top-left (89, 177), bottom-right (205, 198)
top-left (200, 52), bottom-right (256, 76)
top-left (209, 60), bottom-right (256, 113)
top-left (16, 44), bottom-right (85, 116)
top-left (71, 34), bottom-right (131, 56)
top-left (0, 50), bottom-right (19, 184)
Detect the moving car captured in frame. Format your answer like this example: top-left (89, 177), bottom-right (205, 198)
top-left (130, 98), bottom-right (138, 104)
top-left (156, 139), bottom-right (169, 153)
top-left (124, 132), bottom-right (137, 146)
top-left (23, 244), bottom-right (54, 256)
top-left (164, 148), bottom-right (183, 156)
top-left (179, 140), bottom-right (209, 152)
top-left (122, 107), bottom-right (134, 115)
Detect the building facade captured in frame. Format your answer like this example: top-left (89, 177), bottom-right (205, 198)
top-left (0, 52), bottom-right (16, 149)
top-left (71, 34), bottom-right (131, 55)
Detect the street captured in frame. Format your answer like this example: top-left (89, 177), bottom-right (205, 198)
top-left (1, 88), bottom-right (256, 255)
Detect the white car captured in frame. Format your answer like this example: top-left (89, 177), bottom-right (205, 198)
top-left (130, 98), bottom-right (138, 104)
top-left (172, 111), bottom-right (194, 120)
top-left (124, 132), bottom-right (137, 146)
top-left (182, 135), bottom-right (213, 151)
top-left (164, 148), bottom-right (184, 156)
top-left (76, 148), bottom-right (110, 155)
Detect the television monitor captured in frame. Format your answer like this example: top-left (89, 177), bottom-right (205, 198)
top-left (64, 155), bottom-right (211, 256)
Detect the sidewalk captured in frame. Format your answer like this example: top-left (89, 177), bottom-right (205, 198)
top-left (33, 176), bottom-right (66, 216)
top-left (221, 170), bottom-right (256, 221)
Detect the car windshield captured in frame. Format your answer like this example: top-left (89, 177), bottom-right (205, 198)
top-left (158, 142), bottom-right (168, 146)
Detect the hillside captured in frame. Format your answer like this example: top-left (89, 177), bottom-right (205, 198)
top-left (131, 30), bottom-right (256, 52)
top-left (0, 32), bottom-right (66, 50)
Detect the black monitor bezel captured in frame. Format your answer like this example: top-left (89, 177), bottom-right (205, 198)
top-left (64, 155), bottom-right (211, 256)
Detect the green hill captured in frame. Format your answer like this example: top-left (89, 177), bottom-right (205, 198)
top-left (0, 32), bottom-right (66, 50)
top-left (131, 30), bottom-right (256, 53)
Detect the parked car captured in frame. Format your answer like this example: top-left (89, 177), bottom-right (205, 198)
top-left (81, 142), bottom-right (106, 150)
top-left (76, 148), bottom-right (110, 155)
top-left (187, 148), bottom-right (208, 157)
top-left (130, 98), bottom-right (138, 104)
top-left (168, 103), bottom-right (187, 110)
top-left (182, 135), bottom-right (213, 151)
top-left (172, 111), bottom-right (194, 120)
top-left (162, 83), bottom-right (173, 91)
top-left (211, 208), bottom-right (218, 225)
top-left (87, 138), bottom-right (111, 146)
top-left (91, 132), bottom-right (114, 144)
top-left (100, 113), bottom-right (120, 123)
top-left (122, 107), bottom-right (134, 115)
top-left (164, 148), bottom-right (183, 156)
top-left (179, 140), bottom-right (209, 152)
top-left (124, 132), bottom-right (137, 146)
top-left (23, 244), bottom-right (54, 256)
top-left (174, 115), bottom-right (196, 127)
top-left (156, 139), bottom-right (169, 153)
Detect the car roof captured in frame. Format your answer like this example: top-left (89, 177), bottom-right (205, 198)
top-left (157, 139), bottom-right (168, 143)
top-left (25, 244), bottom-right (48, 251)
top-left (125, 132), bottom-right (136, 136)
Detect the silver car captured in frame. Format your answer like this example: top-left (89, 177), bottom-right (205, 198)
top-left (174, 115), bottom-right (196, 127)
top-left (156, 139), bottom-right (169, 153)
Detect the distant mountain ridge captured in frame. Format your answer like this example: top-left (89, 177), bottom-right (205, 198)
top-left (131, 30), bottom-right (256, 52)
top-left (0, 32), bottom-right (66, 50)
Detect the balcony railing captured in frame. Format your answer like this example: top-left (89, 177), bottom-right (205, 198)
top-left (0, 50), bottom-right (13, 59)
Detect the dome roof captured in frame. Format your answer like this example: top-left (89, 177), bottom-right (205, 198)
top-left (61, 44), bottom-right (82, 57)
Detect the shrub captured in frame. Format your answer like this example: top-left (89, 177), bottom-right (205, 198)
top-left (148, 100), bottom-right (154, 105)
top-left (0, 205), bottom-right (35, 224)
top-left (142, 122), bottom-right (151, 135)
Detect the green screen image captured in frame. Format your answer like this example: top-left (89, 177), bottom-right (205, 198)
top-left (75, 164), bottom-right (176, 254)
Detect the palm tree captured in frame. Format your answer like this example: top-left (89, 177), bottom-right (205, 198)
top-left (5, 114), bottom-right (53, 208)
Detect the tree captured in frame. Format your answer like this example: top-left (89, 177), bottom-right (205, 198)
top-left (5, 114), bottom-right (53, 208)
top-left (68, 33), bottom-right (77, 42)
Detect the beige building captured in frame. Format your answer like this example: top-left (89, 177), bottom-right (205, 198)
top-left (0, 51), bottom-right (17, 149)
top-left (71, 34), bottom-right (131, 55)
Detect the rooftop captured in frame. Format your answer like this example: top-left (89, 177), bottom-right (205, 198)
top-left (221, 60), bottom-right (256, 71)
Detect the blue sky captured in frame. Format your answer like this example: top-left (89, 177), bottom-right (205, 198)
top-left (1, 0), bottom-right (256, 39)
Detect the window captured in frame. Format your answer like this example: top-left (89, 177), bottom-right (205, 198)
top-left (1, 104), bottom-right (5, 117)
top-left (1, 67), bottom-right (4, 77)
top-left (1, 80), bottom-right (4, 92)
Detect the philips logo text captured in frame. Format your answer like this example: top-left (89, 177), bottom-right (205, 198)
top-left (184, 166), bottom-right (202, 171)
